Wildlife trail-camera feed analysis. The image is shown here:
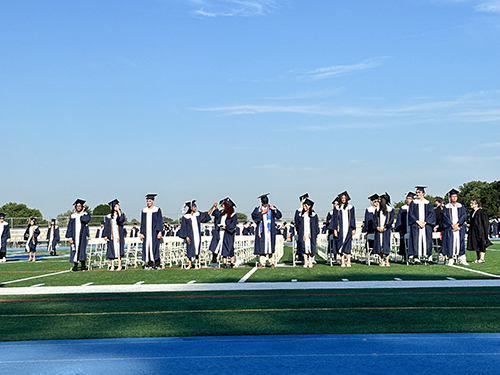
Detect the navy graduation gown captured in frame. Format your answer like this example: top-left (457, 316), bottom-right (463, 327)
top-left (441, 203), bottom-right (467, 257)
top-left (46, 226), bottom-right (60, 252)
top-left (295, 210), bottom-right (320, 255)
top-left (373, 207), bottom-right (395, 255)
top-left (178, 211), bottom-right (211, 258)
top-left (220, 214), bottom-right (238, 257)
top-left (252, 205), bottom-right (282, 255)
top-left (24, 225), bottom-right (40, 252)
top-left (362, 206), bottom-right (377, 234)
top-left (408, 199), bottom-right (436, 257)
top-left (140, 206), bottom-right (163, 263)
top-left (328, 205), bottom-right (356, 254)
top-left (0, 222), bottom-right (10, 252)
top-left (325, 210), bottom-right (338, 254)
top-left (209, 209), bottom-right (223, 253)
top-left (103, 213), bottom-right (126, 259)
top-left (394, 205), bottom-right (410, 234)
top-left (66, 212), bottom-right (91, 262)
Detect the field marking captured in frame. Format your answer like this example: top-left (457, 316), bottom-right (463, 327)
top-left (449, 264), bottom-right (500, 278)
top-left (2, 305), bottom-right (500, 318)
top-left (0, 269), bottom-right (71, 285)
top-left (238, 267), bottom-right (257, 283)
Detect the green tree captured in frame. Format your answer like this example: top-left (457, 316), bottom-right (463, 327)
top-left (458, 180), bottom-right (500, 219)
top-left (0, 202), bottom-right (48, 228)
top-left (91, 204), bottom-right (110, 225)
top-left (56, 204), bottom-right (93, 227)
top-left (236, 212), bottom-right (248, 223)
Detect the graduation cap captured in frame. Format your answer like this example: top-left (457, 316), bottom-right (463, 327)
top-left (406, 192), bottom-right (416, 199)
top-left (368, 193), bottom-right (379, 201)
top-left (219, 197), bottom-right (229, 205)
top-left (303, 198), bottom-right (314, 208)
top-left (380, 192), bottom-right (391, 204)
top-left (100, 221), bottom-right (105, 225)
top-left (0, 213), bottom-right (5, 218)
top-left (447, 188), bottom-right (460, 197)
top-left (145, 194), bottom-right (157, 200)
top-left (299, 193), bottom-right (309, 203)
top-left (415, 186), bottom-right (427, 193)
top-left (108, 199), bottom-right (119, 208)
top-left (258, 193), bottom-right (270, 204)
top-left (339, 191), bottom-right (351, 201)
top-left (29, 217), bottom-right (37, 223)
top-left (73, 199), bottom-right (86, 206)
top-left (223, 197), bottom-right (236, 208)
top-left (332, 196), bottom-right (340, 204)
top-left (50, 218), bottom-right (56, 223)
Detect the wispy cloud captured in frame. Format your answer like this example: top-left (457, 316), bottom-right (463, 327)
top-left (265, 88), bottom-right (344, 100)
top-left (189, 0), bottom-right (279, 17)
top-left (303, 57), bottom-right (387, 80)
top-left (447, 155), bottom-right (500, 163)
top-left (475, 1), bottom-right (500, 13)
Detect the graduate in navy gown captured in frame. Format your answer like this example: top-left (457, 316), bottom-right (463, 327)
top-left (326, 197), bottom-right (340, 264)
top-left (362, 194), bottom-right (379, 253)
top-left (209, 198), bottom-right (226, 267)
top-left (0, 213), bottom-right (10, 263)
top-left (373, 193), bottom-right (395, 267)
top-left (24, 218), bottom-right (40, 262)
top-left (441, 189), bottom-right (468, 266)
top-left (46, 219), bottom-right (60, 256)
top-left (328, 191), bottom-right (356, 267)
top-left (130, 223), bottom-right (139, 237)
top-left (252, 193), bottom-right (282, 268)
top-left (95, 222), bottom-right (105, 238)
top-left (394, 192), bottom-right (415, 262)
top-left (66, 199), bottom-right (91, 271)
top-left (140, 194), bottom-right (163, 270)
top-left (178, 200), bottom-right (215, 269)
top-left (408, 186), bottom-right (436, 264)
top-left (103, 199), bottom-right (126, 271)
top-left (213, 198), bottom-right (238, 268)
top-left (295, 197), bottom-right (320, 268)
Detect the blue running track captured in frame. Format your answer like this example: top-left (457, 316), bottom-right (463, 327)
top-left (1, 333), bottom-right (499, 375)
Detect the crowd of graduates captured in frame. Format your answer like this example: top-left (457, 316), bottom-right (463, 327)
top-left (0, 186), bottom-right (495, 270)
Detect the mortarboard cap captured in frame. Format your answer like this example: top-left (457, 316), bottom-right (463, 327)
top-left (73, 199), bottom-right (86, 206)
top-left (415, 186), bottom-right (427, 193)
top-left (0, 213), bottom-right (5, 218)
top-left (108, 199), bottom-right (119, 208)
top-left (303, 198), bottom-right (314, 208)
top-left (299, 193), bottom-right (309, 202)
top-left (368, 193), bottom-right (379, 201)
top-left (223, 197), bottom-right (236, 208)
top-left (258, 193), bottom-right (270, 204)
top-left (339, 191), bottom-right (351, 201)
top-left (332, 196), bottom-right (340, 204)
top-left (380, 192), bottom-right (391, 204)
top-left (406, 192), bottom-right (416, 199)
top-left (447, 188), bottom-right (459, 197)
top-left (145, 194), bottom-right (157, 200)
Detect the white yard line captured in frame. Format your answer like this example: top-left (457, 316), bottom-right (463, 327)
top-left (238, 267), bottom-right (258, 283)
top-left (3, 279), bottom-right (500, 296)
top-left (0, 270), bottom-right (71, 285)
top-left (448, 264), bottom-right (500, 278)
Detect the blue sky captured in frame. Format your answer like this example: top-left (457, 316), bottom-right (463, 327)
top-left (1, 0), bottom-right (499, 221)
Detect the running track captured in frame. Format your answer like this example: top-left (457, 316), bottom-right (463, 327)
top-left (1, 334), bottom-right (499, 375)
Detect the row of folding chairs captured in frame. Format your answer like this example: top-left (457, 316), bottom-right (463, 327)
top-left (86, 235), bottom-right (282, 270)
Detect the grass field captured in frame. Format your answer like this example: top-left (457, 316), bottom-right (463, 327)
top-left (1, 244), bottom-right (500, 342)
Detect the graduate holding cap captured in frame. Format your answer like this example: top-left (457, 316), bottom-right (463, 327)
top-left (295, 196), bottom-right (320, 268)
top-left (362, 193), bottom-right (379, 258)
top-left (103, 199), bottom-right (126, 271)
top-left (442, 189), bottom-right (468, 265)
top-left (208, 198), bottom-right (227, 267)
top-left (373, 193), bottom-right (394, 267)
top-left (140, 194), bottom-right (163, 270)
top-left (326, 197), bottom-right (340, 264)
top-left (178, 200), bottom-right (215, 269)
top-left (408, 186), bottom-right (436, 264)
top-left (46, 219), bottom-right (60, 256)
top-left (66, 199), bottom-right (91, 271)
top-left (214, 198), bottom-right (238, 268)
top-left (252, 193), bottom-right (282, 268)
top-left (0, 213), bottom-right (11, 263)
top-left (24, 218), bottom-right (40, 262)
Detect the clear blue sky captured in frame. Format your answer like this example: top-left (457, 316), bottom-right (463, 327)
top-left (1, 0), bottom-right (499, 220)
